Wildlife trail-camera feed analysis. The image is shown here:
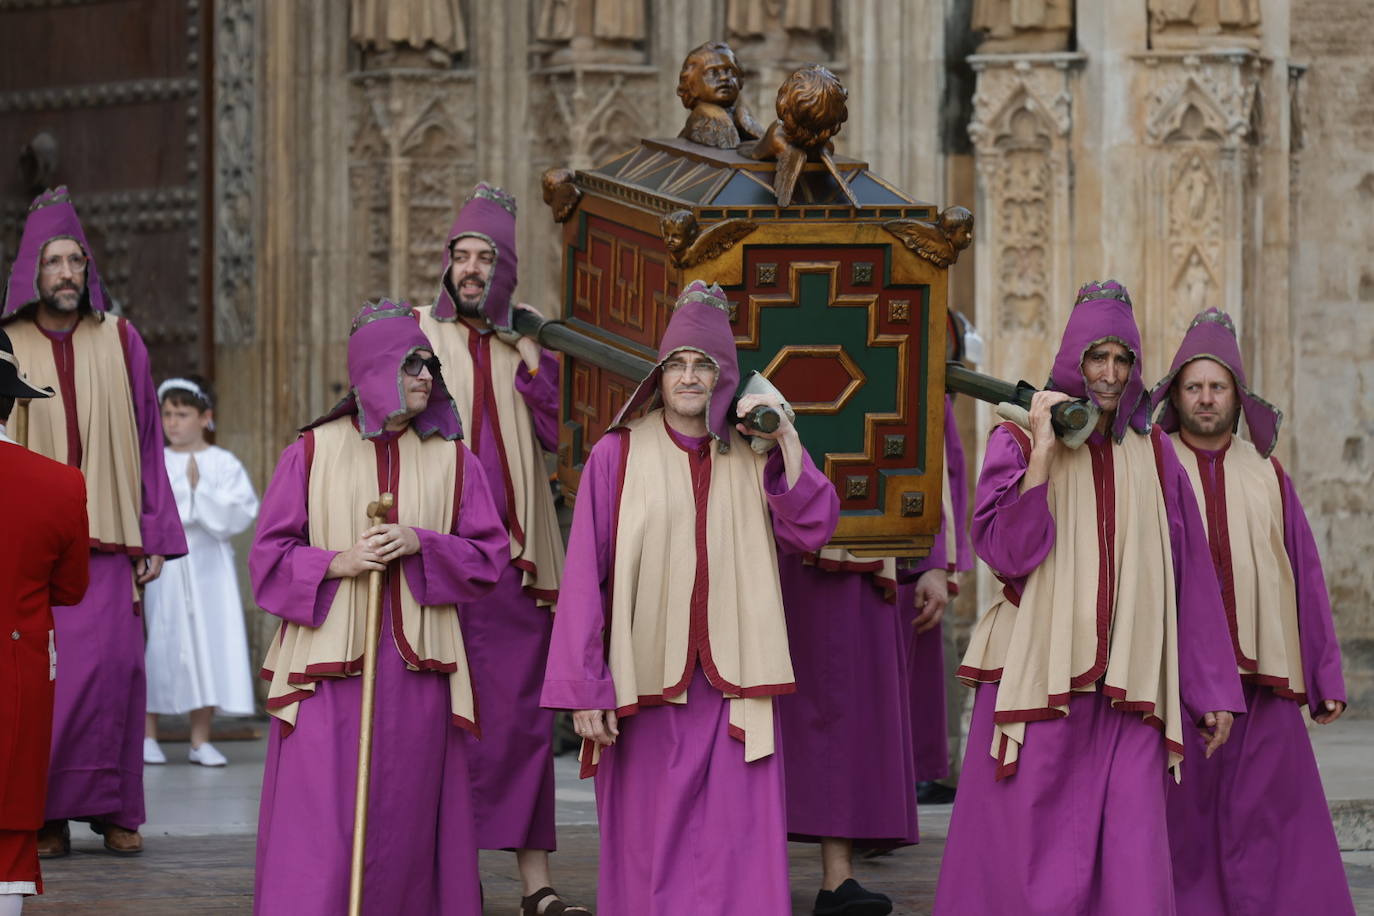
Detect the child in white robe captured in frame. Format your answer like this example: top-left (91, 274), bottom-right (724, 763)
top-left (143, 376), bottom-right (259, 766)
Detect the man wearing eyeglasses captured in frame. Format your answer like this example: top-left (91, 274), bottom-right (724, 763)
top-left (413, 184), bottom-right (583, 913)
top-left (542, 281), bottom-right (839, 915)
top-left (1, 187), bottom-right (186, 859)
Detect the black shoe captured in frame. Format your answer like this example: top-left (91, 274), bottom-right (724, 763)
top-left (916, 780), bottom-right (957, 805)
top-left (814, 878), bottom-right (893, 916)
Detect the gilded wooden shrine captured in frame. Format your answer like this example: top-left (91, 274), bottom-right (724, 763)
top-left (542, 49), bottom-right (971, 558)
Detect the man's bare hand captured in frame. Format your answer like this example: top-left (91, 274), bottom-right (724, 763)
top-left (362, 523), bottom-right (421, 563)
top-left (573, 709), bottom-right (619, 747)
top-left (1198, 710), bottom-right (1234, 758)
top-left (912, 568), bottom-right (950, 634)
top-left (1027, 389), bottom-right (1072, 453)
top-left (512, 302), bottom-right (543, 371)
top-left (134, 555), bottom-right (165, 585)
top-left (1313, 699), bottom-right (1346, 725)
top-left (326, 537), bottom-right (386, 579)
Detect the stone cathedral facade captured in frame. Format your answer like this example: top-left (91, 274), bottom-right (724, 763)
top-left (3, 1), bottom-right (1367, 708)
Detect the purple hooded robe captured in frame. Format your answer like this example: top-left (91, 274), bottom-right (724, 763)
top-left (422, 184), bottom-right (563, 852)
top-left (2, 187), bottom-right (186, 832)
top-left (250, 301), bottom-right (507, 915)
top-left (541, 281), bottom-right (839, 916)
top-left (1152, 308), bottom-right (1353, 915)
top-left (934, 280), bottom-right (1245, 916)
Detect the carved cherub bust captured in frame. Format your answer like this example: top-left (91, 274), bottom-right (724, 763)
top-left (660, 209), bottom-right (699, 257)
top-left (677, 41), bottom-right (763, 149)
top-left (540, 167), bottom-right (581, 223)
top-left (738, 65), bottom-right (853, 207)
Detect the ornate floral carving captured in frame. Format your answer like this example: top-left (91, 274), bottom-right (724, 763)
top-left (1143, 51), bottom-right (1261, 149)
top-left (214, 0), bottom-right (256, 345)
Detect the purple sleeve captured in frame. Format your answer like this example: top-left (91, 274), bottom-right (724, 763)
top-left (763, 447), bottom-right (839, 554)
top-left (541, 433), bottom-right (621, 710)
top-left (402, 446), bottom-right (509, 606)
top-left (515, 349), bottom-right (560, 454)
top-left (971, 426), bottom-right (1054, 583)
top-left (1162, 441), bottom-right (1246, 722)
top-left (1278, 468), bottom-right (1347, 714)
top-left (124, 321), bottom-right (188, 559)
top-left (248, 438), bottom-right (342, 627)
top-left (946, 397), bottom-right (974, 573)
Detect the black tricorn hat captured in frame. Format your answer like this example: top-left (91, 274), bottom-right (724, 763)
top-left (0, 327), bottom-right (55, 399)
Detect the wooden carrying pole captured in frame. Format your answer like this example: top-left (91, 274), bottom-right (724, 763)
top-left (347, 491), bottom-right (395, 916)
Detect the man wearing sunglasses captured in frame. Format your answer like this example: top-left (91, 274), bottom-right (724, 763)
top-left (414, 184), bottom-right (581, 913)
top-left (2, 187), bottom-right (186, 859)
top-left (250, 300), bottom-right (507, 914)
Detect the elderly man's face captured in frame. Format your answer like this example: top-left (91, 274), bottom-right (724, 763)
top-left (687, 51), bottom-right (740, 106)
top-left (1081, 340), bottom-right (1133, 413)
top-left (449, 236), bottom-right (495, 311)
top-left (1173, 357), bottom-right (1239, 440)
top-left (659, 350), bottom-right (718, 421)
top-left (37, 238), bottom-right (87, 313)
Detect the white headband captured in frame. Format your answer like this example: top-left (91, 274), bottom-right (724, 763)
top-left (158, 377), bottom-right (210, 407)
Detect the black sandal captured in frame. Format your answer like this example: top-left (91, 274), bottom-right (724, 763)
top-left (520, 886), bottom-right (592, 915)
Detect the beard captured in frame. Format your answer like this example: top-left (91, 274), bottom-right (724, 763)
top-left (40, 281), bottom-right (83, 312)
top-left (1179, 404), bottom-right (1239, 438)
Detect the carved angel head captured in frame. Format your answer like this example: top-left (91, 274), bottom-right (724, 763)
top-left (776, 65), bottom-right (848, 150)
top-left (540, 167), bottom-right (580, 223)
top-left (939, 206), bottom-right (975, 250)
top-left (677, 41), bottom-right (744, 110)
top-left (660, 209), bottom-right (699, 254)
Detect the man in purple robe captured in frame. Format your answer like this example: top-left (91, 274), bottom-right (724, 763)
top-left (1152, 308), bottom-right (1354, 915)
top-left (2, 187), bottom-right (186, 858)
top-left (542, 280), bottom-right (838, 916)
top-left (250, 301), bottom-right (507, 915)
top-left (935, 280), bottom-right (1245, 915)
top-left (414, 184), bottom-right (582, 914)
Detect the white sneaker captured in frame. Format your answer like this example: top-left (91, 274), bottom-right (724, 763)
top-left (188, 742), bottom-right (228, 767)
top-left (143, 736), bottom-right (166, 765)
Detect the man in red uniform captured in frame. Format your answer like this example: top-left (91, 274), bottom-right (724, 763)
top-left (0, 328), bottom-right (89, 913)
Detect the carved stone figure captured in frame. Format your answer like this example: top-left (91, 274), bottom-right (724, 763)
top-left (350, 0), bottom-right (466, 68)
top-left (541, 167), bottom-right (582, 223)
top-left (739, 65), bottom-right (852, 207)
top-left (536, 0), bottom-right (645, 44)
top-left (676, 41), bottom-right (764, 149)
top-left (659, 210), bottom-right (759, 269)
top-left (883, 206), bottom-right (975, 268)
top-left (971, 0), bottom-right (1074, 53)
top-left (1148, 0), bottom-right (1262, 48)
top-left (727, 0), bottom-right (834, 37)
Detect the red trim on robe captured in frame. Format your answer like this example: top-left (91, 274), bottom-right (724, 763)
top-left (1183, 437), bottom-right (1254, 669)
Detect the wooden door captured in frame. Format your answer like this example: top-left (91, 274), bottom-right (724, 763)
top-left (0, 0), bottom-right (214, 381)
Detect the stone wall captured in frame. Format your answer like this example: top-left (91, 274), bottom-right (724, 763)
top-left (1290, 0), bottom-right (1374, 710)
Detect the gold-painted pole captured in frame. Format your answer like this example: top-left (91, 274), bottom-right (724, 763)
top-left (12, 398), bottom-right (29, 446)
top-left (347, 491), bottom-right (394, 916)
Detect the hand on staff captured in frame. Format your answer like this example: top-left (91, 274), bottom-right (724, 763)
top-left (1022, 389), bottom-right (1072, 493)
top-left (911, 568), bottom-right (949, 634)
top-left (1313, 699), bottom-right (1346, 725)
top-left (734, 392), bottom-right (796, 442)
top-left (1197, 710), bottom-right (1235, 758)
top-left (573, 709), bottom-right (619, 747)
top-left (134, 555), bottom-right (165, 585)
top-left (327, 537), bottom-right (387, 579)
top-left (362, 524), bottom-right (421, 563)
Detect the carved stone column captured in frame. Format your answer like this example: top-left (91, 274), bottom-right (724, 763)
top-left (968, 53), bottom-right (1084, 388)
top-left (1135, 50), bottom-right (1265, 369)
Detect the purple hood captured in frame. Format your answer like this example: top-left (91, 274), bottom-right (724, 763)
top-left (3, 186), bottom-right (110, 319)
top-left (1048, 279), bottom-right (1152, 442)
top-left (430, 183), bottom-right (518, 331)
top-left (1151, 307), bottom-right (1281, 457)
top-left (611, 280), bottom-right (740, 450)
top-left (303, 300), bottom-right (463, 441)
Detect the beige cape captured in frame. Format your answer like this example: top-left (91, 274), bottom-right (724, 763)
top-left (958, 423), bottom-right (1185, 779)
top-left (416, 306), bottom-right (563, 606)
top-left (1170, 433), bottom-right (1305, 700)
top-left (7, 312), bottom-right (143, 552)
top-left (260, 418), bottom-right (478, 735)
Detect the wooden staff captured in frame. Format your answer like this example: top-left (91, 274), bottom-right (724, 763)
top-left (12, 398), bottom-right (29, 445)
top-left (347, 491), bottom-right (394, 916)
